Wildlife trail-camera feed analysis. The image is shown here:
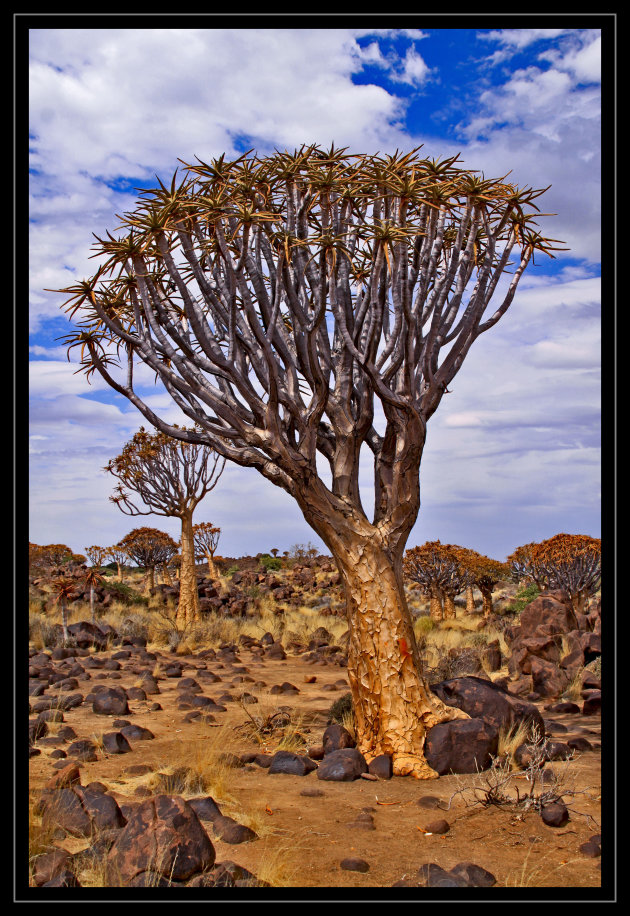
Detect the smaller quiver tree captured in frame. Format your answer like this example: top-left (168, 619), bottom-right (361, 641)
top-left (457, 549), bottom-right (510, 618)
top-left (193, 522), bottom-right (221, 578)
top-left (105, 544), bottom-right (129, 581)
top-left (52, 577), bottom-right (76, 644)
top-left (105, 427), bottom-right (225, 625)
top-left (403, 541), bottom-right (470, 621)
top-left (506, 541), bottom-right (549, 590)
top-left (117, 527), bottom-right (179, 595)
top-left (527, 534), bottom-right (601, 613)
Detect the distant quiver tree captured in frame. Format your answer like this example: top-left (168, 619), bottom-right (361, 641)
top-left (58, 143), bottom-right (562, 778)
top-left (117, 527), bottom-right (178, 596)
top-left (104, 427), bottom-right (225, 625)
top-left (510, 534), bottom-right (601, 613)
top-left (192, 522), bottom-right (222, 578)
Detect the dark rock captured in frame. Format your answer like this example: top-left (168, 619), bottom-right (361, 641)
top-left (32, 848), bottom-right (74, 886)
top-left (545, 741), bottom-right (573, 761)
top-left (41, 787), bottom-right (93, 837)
top-left (126, 687), bottom-right (148, 701)
top-left (75, 786), bottom-right (127, 831)
top-left (579, 841), bottom-right (601, 857)
top-left (67, 739), bottom-right (99, 762)
top-left (368, 754), bottom-right (393, 779)
top-left (340, 857), bottom-right (369, 872)
top-left (421, 818), bottom-right (450, 834)
top-left (545, 701), bottom-right (580, 714)
top-left (268, 750), bottom-right (318, 776)
top-left (541, 800), bottom-right (569, 827)
top-left (120, 725), bottom-right (155, 741)
top-left (417, 863), bottom-right (451, 885)
top-left (519, 593), bottom-right (579, 640)
top-left (317, 747), bottom-right (368, 781)
top-left (187, 796), bottom-right (223, 822)
top-left (322, 723), bottom-right (356, 754)
top-left (530, 656), bottom-right (570, 698)
top-left (210, 815), bottom-right (257, 844)
top-left (92, 686), bottom-right (129, 716)
top-left (105, 794), bottom-right (215, 885)
top-left (425, 717), bottom-right (499, 775)
top-left (431, 675), bottom-right (545, 736)
top-left (567, 736), bottom-right (593, 752)
top-left (449, 862), bottom-right (497, 887)
top-left (42, 868), bottom-right (81, 887)
top-left (582, 691), bottom-right (601, 715)
top-left (101, 731), bottom-right (133, 755)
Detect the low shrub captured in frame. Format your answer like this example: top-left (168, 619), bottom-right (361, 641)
top-left (503, 583), bottom-right (541, 616)
top-left (327, 692), bottom-right (353, 725)
top-left (260, 554), bottom-right (282, 571)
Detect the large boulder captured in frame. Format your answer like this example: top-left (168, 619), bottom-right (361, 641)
top-left (67, 621), bottom-right (112, 650)
top-left (425, 718), bottom-right (499, 775)
top-left (518, 592), bottom-right (578, 640)
top-left (105, 795), bottom-right (215, 886)
top-left (529, 657), bottom-right (570, 698)
top-left (430, 676), bottom-right (545, 737)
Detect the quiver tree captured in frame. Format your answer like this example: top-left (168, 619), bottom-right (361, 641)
top-left (31, 543), bottom-right (85, 573)
top-left (105, 544), bottom-right (129, 581)
top-left (83, 566), bottom-right (104, 626)
top-left (52, 577), bottom-right (76, 644)
top-left (57, 144), bottom-right (560, 778)
top-left (104, 427), bottom-right (225, 625)
top-left (506, 541), bottom-right (549, 590)
top-left (526, 534), bottom-right (601, 613)
top-left (403, 541), bottom-right (470, 621)
top-left (84, 545), bottom-right (106, 569)
top-left (192, 522), bottom-right (221, 578)
top-left (457, 548), bottom-right (510, 618)
top-left (117, 527), bottom-right (178, 595)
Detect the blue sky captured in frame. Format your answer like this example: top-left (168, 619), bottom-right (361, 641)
top-left (28, 24), bottom-right (603, 561)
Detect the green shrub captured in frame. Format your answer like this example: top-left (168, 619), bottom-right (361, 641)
top-left (103, 579), bottom-right (148, 606)
top-left (504, 582), bottom-right (541, 616)
top-left (226, 565), bottom-right (239, 577)
top-left (260, 554), bottom-right (282, 571)
top-left (415, 616), bottom-right (436, 634)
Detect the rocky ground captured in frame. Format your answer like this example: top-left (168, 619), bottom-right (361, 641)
top-left (27, 560), bottom-right (603, 892)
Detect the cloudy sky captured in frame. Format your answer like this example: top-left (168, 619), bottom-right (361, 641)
top-left (28, 21), bottom-right (604, 563)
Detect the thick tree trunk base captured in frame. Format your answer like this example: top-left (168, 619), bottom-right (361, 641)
top-left (338, 541), bottom-right (468, 779)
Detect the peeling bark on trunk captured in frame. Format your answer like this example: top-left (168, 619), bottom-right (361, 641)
top-left (177, 510), bottom-right (199, 626)
top-left (334, 539), bottom-right (468, 778)
top-left (144, 566), bottom-right (155, 595)
top-left (429, 589), bottom-right (444, 622)
top-left (465, 585), bottom-right (476, 614)
top-left (443, 593), bottom-right (457, 620)
top-left (295, 472), bottom-right (468, 779)
top-left (481, 587), bottom-right (494, 617)
top-left (205, 551), bottom-right (219, 579)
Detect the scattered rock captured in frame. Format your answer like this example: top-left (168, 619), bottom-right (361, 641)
top-left (541, 800), bottom-right (569, 827)
top-left (340, 857), bottom-right (369, 872)
top-left (316, 747), bottom-right (368, 781)
top-left (268, 750), bottom-right (318, 776)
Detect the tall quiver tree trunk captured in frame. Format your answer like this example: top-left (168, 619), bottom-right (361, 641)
top-left (205, 551), bottom-right (219, 580)
top-left (443, 592), bottom-right (457, 620)
top-left (465, 585), bottom-right (476, 614)
top-left (177, 509), bottom-right (199, 626)
top-left (295, 459), bottom-right (467, 779)
top-left (429, 588), bottom-right (444, 622)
